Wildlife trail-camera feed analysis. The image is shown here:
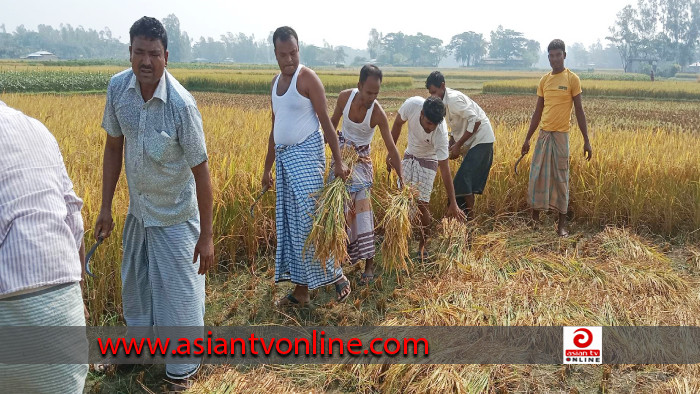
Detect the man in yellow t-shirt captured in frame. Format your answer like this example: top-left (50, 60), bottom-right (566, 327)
top-left (521, 39), bottom-right (592, 236)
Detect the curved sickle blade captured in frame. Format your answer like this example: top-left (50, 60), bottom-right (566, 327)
top-left (85, 236), bottom-right (104, 278)
top-left (514, 153), bottom-right (526, 175)
top-left (249, 185), bottom-right (270, 218)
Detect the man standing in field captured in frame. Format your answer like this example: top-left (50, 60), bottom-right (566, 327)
top-left (425, 71), bottom-right (495, 220)
top-left (0, 100), bottom-right (88, 393)
top-left (94, 17), bottom-right (214, 389)
top-left (329, 64), bottom-right (404, 285)
top-left (261, 26), bottom-right (351, 307)
top-left (388, 96), bottom-right (465, 259)
top-left (521, 39), bottom-right (592, 236)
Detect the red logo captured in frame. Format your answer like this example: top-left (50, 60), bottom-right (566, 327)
top-left (573, 328), bottom-right (593, 348)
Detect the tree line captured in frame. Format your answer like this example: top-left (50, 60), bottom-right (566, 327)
top-left (607, 0), bottom-right (700, 72)
top-left (1, 6), bottom-right (698, 71)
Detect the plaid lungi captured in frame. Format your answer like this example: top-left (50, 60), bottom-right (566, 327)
top-left (330, 133), bottom-right (376, 264)
top-left (402, 153), bottom-right (438, 203)
top-left (275, 131), bottom-right (344, 289)
top-left (527, 130), bottom-right (570, 214)
top-left (121, 213), bottom-right (205, 379)
top-left (0, 283), bottom-right (87, 393)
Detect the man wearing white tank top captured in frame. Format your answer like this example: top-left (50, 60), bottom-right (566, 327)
top-left (388, 97), bottom-right (466, 260)
top-left (262, 26), bottom-right (351, 307)
top-left (329, 64), bottom-right (404, 286)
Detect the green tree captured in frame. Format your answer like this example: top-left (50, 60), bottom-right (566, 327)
top-left (488, 25), bottom-right (538, 66)
top-left (447, 31), bottom-right (487, 66)
top-left (607, 5), bottom-right (640, 71)
top-left (367, 28), bottom-right (381, 60)
top-left (334, 47), bottom-right (347, 64)
top-left (381, 32), bottom-right (406, 65)
top-left (162, 14), bottom-right (191, 62)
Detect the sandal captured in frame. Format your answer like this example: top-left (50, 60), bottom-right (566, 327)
top-left (167, 377), bottom-right (194, 392)
top-left (358, 272), bottom-right (375, 286)
top-left (334, 275), bottom-right (352, 302)
top-left (412, 249), bottom-right (431, 262)
top-left (275, 293), bottom-right (308, 308)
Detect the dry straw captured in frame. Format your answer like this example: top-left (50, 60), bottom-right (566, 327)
top-left (304, 147), bottom-right (359, 269)
top-left (378, 185), bottom-right (417, 277)
top-left (430, 217), bottom-right (471, 274)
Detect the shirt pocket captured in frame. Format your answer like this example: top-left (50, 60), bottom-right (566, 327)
top-left (145, 129), bottom-right (181, 163)
top-left (114, 102), bottom-right (140, 138)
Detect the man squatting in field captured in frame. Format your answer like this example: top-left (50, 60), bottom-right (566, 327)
top-left (94, 17), bottom-right (215, 390)
top-left (387, 96), bottom-right (466, 260)
top-left (521, 39), bottom-right (592, 237)
top-left (329, 64), bottom-right (404, 286)
top-left (261, 26), bottom-right (352, 307)
top-left (426, 71), bottom-right (495, 220)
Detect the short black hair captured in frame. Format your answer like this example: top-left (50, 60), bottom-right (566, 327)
top-left (422, 96), bottom-right (446, 124)
top-left (425, 71), bottom-right (445, 89)
top-left (129, 16), bottom-right (168, 50)
top-left (359, 64), bottom-right (383, 83)
top-left (547, 39), bottom-right (566, 53)
top-left (273, 26), bottom-right (298, 49)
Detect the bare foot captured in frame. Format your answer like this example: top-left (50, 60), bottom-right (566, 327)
top-left (557, 214), bottom-right (569, 237)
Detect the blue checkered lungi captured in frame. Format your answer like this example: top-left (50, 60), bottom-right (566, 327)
top-left (274, 130), bottom-right (343, 289)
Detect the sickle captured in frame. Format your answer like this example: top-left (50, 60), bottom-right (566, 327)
top-left (514, 153), bottom-right (527, 175)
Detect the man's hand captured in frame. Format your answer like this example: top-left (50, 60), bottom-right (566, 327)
top-left (94, 209), bottom-right (115, 240)
top-left (385, 155), bottom-right (393, 173)
top-left (261, 170), bottom-right (274, 190)
top-left (446, 204), bottom-right (467, 222)
top-left (583, 141), bottom-right (593, 161)
top-left (449, 143), bottom-right (462, 160)
top-left (334, 160), bottom-right (350, 180)
top-left (193, 233), bottom-right (215, 275)
top-left (521, 140), bottom-right (531, 157)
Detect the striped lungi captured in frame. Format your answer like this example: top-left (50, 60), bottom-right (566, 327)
top-left (330, 134), bottom-right (375, 264)
top-left (527, 130), bottom-right (570, 214)
top-left (0, 282), bottom-right (87, 394)
top-left (402, 153), bottom-right (438, 203)
top-left (121, 213), bottom-right (205, 379)
top-left (275, 131), bottom-right (344, 289)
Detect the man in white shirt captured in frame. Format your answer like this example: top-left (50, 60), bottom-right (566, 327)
top-left (0, 99), bottom-right (88, 393)
top-left (426, 71), bottom-right (495, 220)
top-left (387, 96), bottom-right (465, 259)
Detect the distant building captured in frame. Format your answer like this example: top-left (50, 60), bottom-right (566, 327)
top-left (21, 51), bottom-right (58, 61)
top-left (687, 62), bottom-right (700, 73)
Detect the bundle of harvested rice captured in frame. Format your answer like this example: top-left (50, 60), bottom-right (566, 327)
top-left (431, 218), bottom-right (471, 274)
top-left (304, 147), bottom-right (359, 269)
top-left (378, 185), bottom-right (417, 276)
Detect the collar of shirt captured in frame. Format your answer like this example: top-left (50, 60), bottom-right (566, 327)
top-left (443, 87), bottom-right (456, 106)
top-left (127, 70), bottom-right (169, 103)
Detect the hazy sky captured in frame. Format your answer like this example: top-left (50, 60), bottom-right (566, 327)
top-left (3, 0), bottom-right (632, 50)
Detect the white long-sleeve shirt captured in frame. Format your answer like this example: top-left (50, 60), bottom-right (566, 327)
top-left (443, 87), bottom-right (495, 149)
top-left (0, 100), bottom-right (84, 297)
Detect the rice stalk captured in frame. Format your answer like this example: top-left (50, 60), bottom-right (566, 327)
top-left (430, 218), bottom-right (472, 274)
top-left (304, 147), bottom-right (359, 269)
top-left (378, 186), bottom-right (417, 277)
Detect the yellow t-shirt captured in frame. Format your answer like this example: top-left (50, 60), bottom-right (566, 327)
top-left (537, 69), bottom-right (582, 132)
